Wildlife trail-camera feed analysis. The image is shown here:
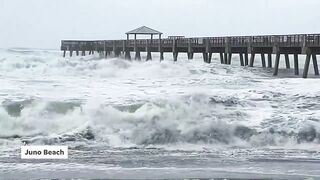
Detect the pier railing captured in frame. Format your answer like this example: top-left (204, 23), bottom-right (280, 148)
top-left (61, 34), bottom-right (320, 51)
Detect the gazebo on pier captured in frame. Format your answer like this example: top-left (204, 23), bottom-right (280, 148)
top-left (126, 26), bottom-right (162, 60)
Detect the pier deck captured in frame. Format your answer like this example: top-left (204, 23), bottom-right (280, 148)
top-left (61, 34), bottom-right (320, 78)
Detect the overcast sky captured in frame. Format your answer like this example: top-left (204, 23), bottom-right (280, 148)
top-left (0, 0), bottom-right (320, 49)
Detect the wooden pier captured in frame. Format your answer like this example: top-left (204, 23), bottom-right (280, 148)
top-left (61, 31), bottom-right (320, 78)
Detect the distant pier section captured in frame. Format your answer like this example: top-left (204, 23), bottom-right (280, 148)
top-left (61, 26), bottom-right (320, 78)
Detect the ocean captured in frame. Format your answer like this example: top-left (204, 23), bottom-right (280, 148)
top-left (0, 48), bottom-right (319, 179)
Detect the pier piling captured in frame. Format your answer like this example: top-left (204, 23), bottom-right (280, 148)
top-left (273, 53), bottom-right (281, 76)
top-left (285, 54), bottom-right (291, 69)
top-left (239, 53), bottom-right (244, 66)
top-left (245, 53), bottom-right (249, 66)
top-left (208, 53), bottom-right (212, 63)
top-left (261, 53), bottom-right (266, 68)
top-left (312, 54), bottom-right (319, 75)
top-left (249, 53), bottom-right (255, 67)
top-left (147, 51), bottom-right (152, 61)
top-left (160, 52), bottom-right (164, 61)
top-left (224, 53), bottom-right (228, 64)
top-left (220, 53), bottom-right (224, 64)
top-left (268, 54), bottom-right (272, 68)
top-left (227, 53), bottom-right (232, 64)
top-left (303, 53), bottom-right (311, 78)
top-left (125, 51), bottom-right (131, 60)
top-left (294, 54), bottom-right (299, 75)
top-left (135, 51), bottom-right (141, 60)
top-left (173, 52), bottom-right (178, 61)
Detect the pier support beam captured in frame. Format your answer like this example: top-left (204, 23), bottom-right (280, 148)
top-left (249, 53), bottom-right (255, 67)
top-left (89, 50), bottom-right (95, 55)
top-left (146, 51), bottom-right (152, 61)
top-left (273, 53), bottom-right (281, 76)
top-left (76, 51), bottom-right (79, 56)
top-left (82, 51), bottom-right (86, 56)
top-left (261, 53), bottom-right (266, 68)
top-left (268, 54), bottom-right (272, 68)
top-left (220, 53), bottom-right (224, 64)
top-left (160, 51), bottom-right (164, 61)
top-left (173, 39), bottom-right (178, 61)
top-left (187, 52), bottom-right (194, 60)
top-left (187, 53), bottom-right (191, 60)
top-left (113, 51), bottom-right (117, 57)
top-left (99, 51), bottom-right (104, 58)
top-left (173, 52), bottom-right (178, 61)
top-left (105, 51), bottom-right (108, 58)
top-left (285, 54), bottom-right (290, 69)
top-left (208, 53), bottom-right (212, 63)
top-left (187, 39), bottom-right (193, 60)
top-left (239, 53), bottom-right (244, 66)
top-left (202, 53), bottom-right (207, 62)
top-left (70, 51), bottom-right (73, 57)
top-left (203, 52), bottom-right (209, 63)
top-left (63, 50), bottom-right (66, 57)
top-left (245, 53), bottom-right (249, 66)
top-left (223, 53), bottom-right (228, 64)
top-left (312, 54), bottom-right (319, 76)
top-left (303, 53), bottom-right (311, 78)
top-left (227, 53), bottom-right (232, 64)
top-left (116, 50), bottom-right (121, 58)
top-left (224, 53), bottom-right (228, 64)
top-left (135, 51), bottom-right (141, 60)
top-left (125, 51), bottom-right (131, 60)
top-left (294, 54), bottom-right (299, 75)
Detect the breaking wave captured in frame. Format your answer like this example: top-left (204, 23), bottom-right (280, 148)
top-left (1, 93), bottom-right (319, 148)
top-left (0, 48), bottom-right (266, 80)
top-left (0, 51), bottom-right (198, 78)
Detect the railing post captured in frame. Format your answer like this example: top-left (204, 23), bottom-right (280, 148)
top-left (146, 39), bottom-right (152, 61)
top-left (122, 40), bottom-right (126, 55)
top-left (294, 54), bottom-right (299, 75)
top-left (303, 48), bottom-right (311, 78)
top-left (273, 52), bottom-right (281, 76)
top-left (205, 38), bottom-right (210, 53)
top-left (225, 37), bottom-right (232, 64)
top-left (112, 40), bottom-right (117, 57)
top-left (248, 36), bottom-right (253, 54)
top-left (104, 41), bottom-right (106, 58)
top-left (159, 38), bottom-right (163, 61)
top-left (173, 39), bottom-right (178, 61)
top-left (272, 36), bottom-right (280, 54)
top-left (188, 38), bottom-right (193, 60)
top-left (248, 36), bottom-right (255, 67)
top-left (302, 35), bottom-right (308, 54)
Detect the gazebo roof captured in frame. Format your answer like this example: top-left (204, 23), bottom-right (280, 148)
top-left (126, 26), bottom-right (162, 35)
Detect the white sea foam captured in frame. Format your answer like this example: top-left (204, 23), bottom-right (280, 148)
top-left (0, 49), bottom-right (320, 150)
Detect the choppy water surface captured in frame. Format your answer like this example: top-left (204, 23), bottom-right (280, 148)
top-left (0, 48), bottom-right (320, 179)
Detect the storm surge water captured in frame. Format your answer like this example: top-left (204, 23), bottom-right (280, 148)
top-left (0, 48), bottom-right (320, 179)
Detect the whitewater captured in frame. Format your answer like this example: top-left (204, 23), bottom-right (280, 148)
top-left (0, 48), bottom-right (320, 179)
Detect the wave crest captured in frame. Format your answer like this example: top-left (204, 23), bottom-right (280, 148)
top-left (1, 94), bottom-right (319, 148)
